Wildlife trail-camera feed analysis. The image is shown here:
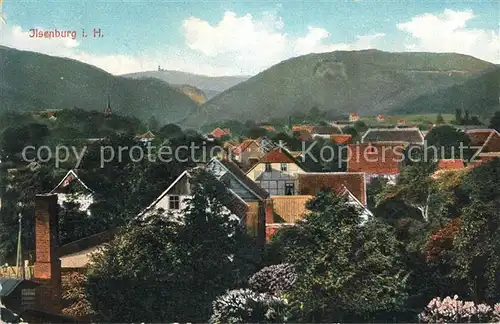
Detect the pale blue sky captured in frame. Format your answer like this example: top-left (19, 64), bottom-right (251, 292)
top-left (1, 0), bottom-right (498, 75)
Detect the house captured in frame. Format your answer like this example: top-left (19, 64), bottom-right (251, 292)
top-left (246, 148), bottom-right (308, 195)
top-left (0, 278), bottom-right (39, 315)
top-left (138, 157), bottom-right (271, 245)
top-left (293, 130), bottom-right (313, 141)
top-left (361, 127), bottom-right (425, 145)
top-left (265, 173), bottom-right (372, 241)
top-left (231, 139), bottom-right (265, 169)
top-left (311, 125), bottom-right (343, 139)
top-left (259, 125), bottom-right (276, 132)
top-left (330, 134), bottom-right (353, 145)
top-left (134, 130), bottom-right (155, 143)
top-left (397, 119), bottom-right (406, 126)
top-left (137, 168), bottom-right (248, 223)
top-left (50, 170), bottom-right (94, 215)
top-left (58, 229), bottom-right (117, 269)
top-left (466, 129), bottom-right (500, 165)
top-left (346, 143), bottom-right (406, 184)
top-left (377, 114), bottom-right (385, 122)
top-left (295, 172), bottom-right (367, 206)
top-left (291, 125), bottom-right (315, 133)
top-left (210, 127), bottom-right (231, 139)
top-left (349, 113), bottom-right (359, 122)
top-left (432, 159), bottom-right (466, 179)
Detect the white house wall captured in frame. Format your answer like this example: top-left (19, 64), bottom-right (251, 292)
top-left (57, 193), bottom-right (94, 215)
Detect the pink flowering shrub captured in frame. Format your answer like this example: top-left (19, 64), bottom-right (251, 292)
top-left (419, 295), bottom-right (500, 323)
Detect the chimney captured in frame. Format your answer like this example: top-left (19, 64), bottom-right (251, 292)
top-left (265, 198), bottom-right (274, 224)
top-left (33, 194), bottom-right (61, 314)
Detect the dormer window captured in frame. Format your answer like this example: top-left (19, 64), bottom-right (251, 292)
top-left (265, 163), bottom-right (272, 172)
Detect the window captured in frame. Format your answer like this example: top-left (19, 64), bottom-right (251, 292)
top-left (285, 183), bottom-right (295, 195)
top-left (280, 163), bottom-right (288, 172)
top-left (169, 195), bottom-right (180, 210)
top-left (21, 289), bottom-right (36, 309)
top-left (265, 163), bottom-right (272, 172)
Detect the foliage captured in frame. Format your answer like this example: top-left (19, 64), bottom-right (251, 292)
top-left (209, 289), bottom-right (288, 324)
top-left (0, 47), bottom-right (199, 125)
top-left (86, 170), bottom-right (257, 322)
top-left (61, 272), bottom-right (95, 318)
top-left (379, 162), bottom-right (436, 221)
top-left (248, 263), bottom-right (297, 296)
top-left (423, 217), bottom-right (460, 262)
top-left (436, 113), bottom-right (445, 124)
top-left (489, 111), bottom-right (500, 131)
top-left (453, 159), bottom-right (500, 303)
top-left (275, 190), bottom-right (408, 322)
top-left (419, 295), bottom-right (500, 323)
top-left (425, 125), bottom-right (471, 159)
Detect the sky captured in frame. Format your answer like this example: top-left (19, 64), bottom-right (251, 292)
top-left (0, 0), bottom-right (498, 76)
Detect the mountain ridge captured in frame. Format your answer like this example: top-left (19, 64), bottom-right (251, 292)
top-left (122, 70), bottom-right (250, 98)
top-left (185, 49), bottom-right (499, 127)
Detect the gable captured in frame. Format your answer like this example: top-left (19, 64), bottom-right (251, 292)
top-left (466, 129), bottom-right (494, 147)
top-left (206, 158), bottom-right (269, 200)
top-left (296, 172), bottom-right (367, 205)
top-left (50, 170), bottom-right (93, 195)
top-left (480, 131), bottom-right (500, 153)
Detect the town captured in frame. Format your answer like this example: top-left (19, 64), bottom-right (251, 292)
top-left (1, 0), bottom-right (499, 321)
top-left (0, 105), bottom-right (499, 322)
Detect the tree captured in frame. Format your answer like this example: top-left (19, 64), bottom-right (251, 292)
top-left (353, 120), bottom-right (368, 133)
top-left (276, 190), bottom-right (408, 322)
top-left (380, 162), bottom-right (436, 222)
top-left (489, 111), bottom-right (500, 131)
top-left (158, 123), bottom-right (182, 139)
top-left (453, 159), bottom-right (500, 303)
top-left (147, 116), bottom-right (160, 132)
top-left (86, 170), bottom-right (257, 322)
top-left (455, 109), bottom-right (463, 125)
top-left (464, 110), bottom-right (470, 124)
top-left (436, 113), bottom-right (445, 124)
top-left (209, 289), bottom-right (288, 323)
top-left (425, 125), bottom-right (471, 160)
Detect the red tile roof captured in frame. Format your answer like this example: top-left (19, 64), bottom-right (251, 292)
top-left (437, 159), bottom-right (465, 171)
top-left (480, 131), bottom-right (500, 153)
top-left (293, 130), bottom-right (313, 141)
top-left (292, 125), bottom-right (314, 133)
top-left (346, 143), bottom-right (405, 175)
top-left (260, 125), bottom-right (276, 132)
top-left (210, 127), bottom-right (231, 138)
top-left (330, 134), bottom-right (353, 145)
top-left (296, 172), bottom-right (367, 205)
top-left (232, 139), bottom-right (258, 155)
top-left (466, 129), bottom-right (495, 147)
top-left (258, 148), bottom-right (298, 164)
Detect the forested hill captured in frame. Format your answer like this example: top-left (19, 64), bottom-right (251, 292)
top-left (187, 50), bottom-right (499, 127)
top-left (0, 46), bottom-right (200, 125)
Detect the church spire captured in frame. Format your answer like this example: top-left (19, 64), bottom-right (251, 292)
top-left (105, 94), bottom-right (112, 116)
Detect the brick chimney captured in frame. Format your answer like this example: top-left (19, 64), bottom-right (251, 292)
top-left (265, 198), bottom-right (274, 224)
top-left (33, 194), bottom-right (61, 314)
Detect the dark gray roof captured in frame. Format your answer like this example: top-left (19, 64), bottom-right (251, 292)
top-left (0, 279), bottom-right (38, 297)
top-left (218, 159), bottom-right (270, 200)
top-left (361, 128), bottom-right (424, 144)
